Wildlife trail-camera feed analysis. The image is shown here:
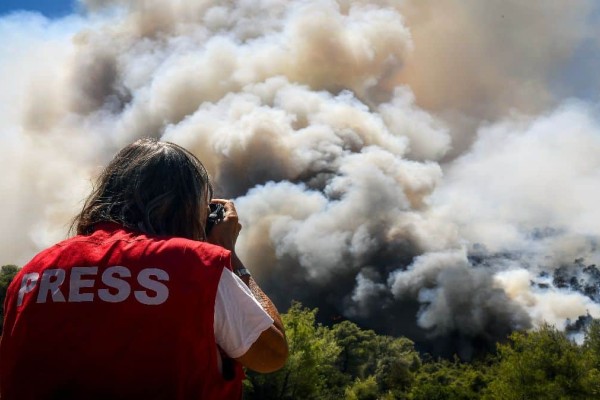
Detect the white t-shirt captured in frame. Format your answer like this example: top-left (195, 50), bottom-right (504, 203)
top-left (213, 268), bottom-right (274, 358)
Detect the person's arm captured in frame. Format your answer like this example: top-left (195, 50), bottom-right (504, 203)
top-left (231, 253), bottom-right (288, 373)
top-left (208, 199), bottom-right (288, 373)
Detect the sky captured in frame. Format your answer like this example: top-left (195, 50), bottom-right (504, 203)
top-left (0, 0), bottom-right (75, 18)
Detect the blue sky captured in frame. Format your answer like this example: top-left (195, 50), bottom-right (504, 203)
top-left (0, 0), bottom-right (76, 18)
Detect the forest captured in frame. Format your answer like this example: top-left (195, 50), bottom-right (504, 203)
top-left (2, 264), bottom-right (600, 399)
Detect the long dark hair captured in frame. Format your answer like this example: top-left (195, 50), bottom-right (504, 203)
top-left (72, 138), bottom-right (213, 241)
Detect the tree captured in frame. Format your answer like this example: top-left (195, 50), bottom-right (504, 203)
top-left (331, 320), bottom-right (378, 379)
top-left (584, 319), bottom-right (600, 369)
top-left (344, 376), bottom-right (380, 400)
top-left (374, 335), bottom-right (421, 397)
top-left (245, 301), bottom-right (343, 399)
top-left (582, 319), bottom-right (600, 396)
top-left (330, 319), bottom-right (422, 398)
top-left (485, 324), bottom-right (598, 399)
top-left (245, 302), bottom-right (424, 399)
top-left (0, 264), bottom-right (19, 335)
top-left (409, 358), bottom-right (489, 400)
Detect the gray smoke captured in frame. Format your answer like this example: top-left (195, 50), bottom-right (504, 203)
top-left (1, 0), bottom-right (600, 356)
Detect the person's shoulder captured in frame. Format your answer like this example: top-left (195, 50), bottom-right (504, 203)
top-left (14, 238), bottom-right (71, 279)
top-left (157, 235), bottom-right (227, 253)
top-left (29, 237), bottom-right (72, 262)
top-left (154, 236), bottom-right (232, 267)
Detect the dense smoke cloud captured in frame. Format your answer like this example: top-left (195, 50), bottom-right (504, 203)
top-left (1, 0), bottom-right (600, 356)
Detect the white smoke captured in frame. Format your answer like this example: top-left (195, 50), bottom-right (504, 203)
top-left (1, 0), bottom-right (600, 355)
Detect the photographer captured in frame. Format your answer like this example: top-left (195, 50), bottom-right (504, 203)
top-left (0, 138), bottom-right (288, 399)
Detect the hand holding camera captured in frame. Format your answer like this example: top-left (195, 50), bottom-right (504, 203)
top-left (206, 199), bottom-right (242, 252)
top-left (206, 203), bottom-right (225, 234)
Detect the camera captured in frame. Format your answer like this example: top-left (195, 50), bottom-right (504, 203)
top-left (206, 203), bottom-right (225, 234)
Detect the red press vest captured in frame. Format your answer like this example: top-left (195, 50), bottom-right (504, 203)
top-left (0, 223), bottom-right (244, 399)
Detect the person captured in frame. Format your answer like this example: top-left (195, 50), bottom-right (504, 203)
top-left (0, 138), bottom-right (288, 399)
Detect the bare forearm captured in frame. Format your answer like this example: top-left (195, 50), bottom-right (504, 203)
top-left (231, 253), bottom-right (288, 371)
top-left (232, 253), bottom-right (285, 335)
top-left (248, 277), bottom-right (285, 334)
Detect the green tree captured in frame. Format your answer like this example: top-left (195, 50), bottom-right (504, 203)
top-left (485, 324), bottom-right (597, 399)
top-left (584, 319), bottom-right (600, 369)
top-left (1, 264), bottom-right (19, 335)
top-left (245, 301), bottom-right (343, 399)
top-left (332, 322), bottom-right (421, 398)
top-left (246, 303), bottom-right (423, 399)
top-left (332, 320), bottom-right (378, 379)
top-left (409, 358), bottom-right (489, 400)
top-left (582, 319), bottom-right (600, 396)
top-left (344, 376), bottom-right (380, 400)
top-left (374, 335), bottom-right (421, 397)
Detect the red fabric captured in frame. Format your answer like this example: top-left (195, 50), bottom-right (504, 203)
top-left (0, 223), bottom-right (244, 400)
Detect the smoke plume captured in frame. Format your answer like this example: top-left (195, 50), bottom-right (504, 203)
top-left (2, 0), bottom-right (600, 357)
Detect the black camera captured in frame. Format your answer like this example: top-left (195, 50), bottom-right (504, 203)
top-left (206, 203), bottom-right (225, 234)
